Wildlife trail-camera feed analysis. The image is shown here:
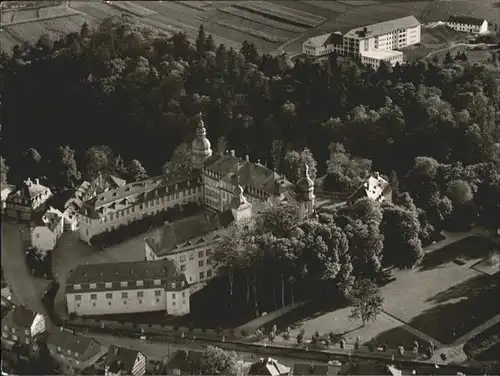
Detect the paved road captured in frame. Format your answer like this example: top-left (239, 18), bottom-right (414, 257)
top-left (1, 221), bottom-right (50, 320)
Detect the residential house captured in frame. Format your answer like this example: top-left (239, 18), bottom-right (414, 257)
top-left (5, 178), bottom-right (53, 222)
top-left (47, 327), bottom-right (109, 375)
top-left (293, 363), bottom-right (341, 376)
top-left (65, 259), bottom-right (190, 316)
top-left (302, 16), bottom-right (420, 62)
top-left (1, 305), bottom-right (46, 348)
top-left (162, 350), bottom-right (202, 375)
top-left (347, 172), bottom-right (392, 204)
top-left (104, 345), bottom-right (146, 376)
top-left (446, 16), bottom-right (488, 35)
top-left (29, 206), bottom-right (64, 251)
top-left (78, 114), bottom-right (315, 245)
top-left (1, 184), bottom-right (15, 214)
top-left (338, 363), bottom-right (402, 376)
top-left (249, 358), bottom-right (291, 376)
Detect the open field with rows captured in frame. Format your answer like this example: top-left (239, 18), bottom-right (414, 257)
top-left (1, 0), bottom-right (499, 56)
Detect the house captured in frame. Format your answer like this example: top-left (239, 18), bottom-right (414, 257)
top-left (47, 327), bottom-right (109, 375)
top-left (347, 172), bottom-right (392, 204)
top-left (5, 178), bottom-right (53, 222)
top-left (162, 350), bottom-right (202, 375)
top-left (446, 16), bottom-right (488, 35)
top-left (303, 16), bottom-right (421, 59)
top-left (1, 305), bottom-right (46, 348)
top-left (360, 49), bottom-right (403, 69)
top-left (249, 357), bottom-right (291, 376)
top-left (65, 259), bottom-right (190, 316)
top-left (104, 345), bottom-right (146, 376)
top-left (292, 363), bottom-right (341, 376)
top-left (29, 206), bottom-right (64, 251)
top-left (78, 114), bottom-right (315, 245)
top-left (338, 363), bottom-right (402, 376)
top-left (1, 184), bottom-right (15, 214)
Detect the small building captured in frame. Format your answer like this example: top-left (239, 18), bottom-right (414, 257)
top-left (293, 363), bottom-right (341, 375)
top-left (249, 357), bottom-right (291, 376)
top-left (339, 363), bottom-right (402, 376)
top-left (302, 32), bottom-right (344, 57)
top-left (347, 172), bottom-right (392, 204)
top-left (446, 16), bottom-right (488, 35)
top-left (65, 259), bottom-right (190, 317)
top-left (361, 49), bottom-right (403, 68)
top-left (163, 350), bottom-right (202, 375)
top-left (1, 184), bottom-right (15, 213)
top-left (47, 328), bottom-right (109, 375)
top-left (104, 345), bottom-right (147, 376)
top-left (5, 178), bottom-right (53, 222)
top-left (29, 207), bottom-right (64, 251)
top-left (1, 305), bottom-right (46, 348)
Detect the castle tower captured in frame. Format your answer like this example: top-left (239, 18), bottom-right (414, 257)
top-left (296, 163), bottom-right (315, 218)
top-left (230, 185), bottom-right (252, 222)
top-left (191, 113), bottom-right (213, 169)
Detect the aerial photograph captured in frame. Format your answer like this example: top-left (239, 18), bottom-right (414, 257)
top-left (1, 0), bottom-right (499, 375)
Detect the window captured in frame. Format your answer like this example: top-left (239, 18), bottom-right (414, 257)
top-left (171, 283), bottom-right (176, 289)
top-left (75, 295), bottom-right (82, 301)
top-left (12, 335), bottom-right (18, 341)
top-left (207, 259), bottom-right (212, 265)
top-left (124, 300), bottom-right (127, 305)
top-left (207, 270), bottom-right (212, 278)
top-left (73, 284), bottom-right (81, 290)
top-left (180, 265), bottom-right (186, 271)
top-left (137, 291), bottom-right (144, 298)
top-left (183, 299), bottom-right (186, 305)
top-left (11, 328), bottom-right (16, 334)
top-left (89, 283), bottom-right (97, 289)
top-left (36, 233), bottom-right (40, 239)
top-left (120, 281), bottom-right (128, 288)
top-left (180, 255), bottom-right (186, 262)
top-left (198, 250), bottom-right (204, 258)
top-left (206, 249), bottom-right (212, 257)
top-left (155, 290), bottom-right (161, 297)
top-left (173, 301), bottom-right (176, 306)
top-left (153, 279), bottom-right (161, 285)
top-left (106, 293), bottom-right (112, 299)
top-left (156, 298), bottom-right (160, 303)
top-left (199, 272), bottom-right (205, 279)
top-left (139, 299), bottom-right (143, 304)
top-left (25, 329), bottom-right (29, 335)
top-left (189, 253), bottom-right (194, 260)
top-left (90, 294), bottom-right (97, 300)
top-left (105, 282), bottom-right (112, 288)
top-left (198, 260), bottom-right (204, 267)
top-left (136, 280), bottom-right (144, 287)
top-left (182, 291), bottom-right (186, 298)
top-left (122, 292), bottom-right (128, 299)
top-left (2, 333), bottom-right (7, 339)
top-left (110, 213), bottom-right (114, 220)
top-left (172, 293), bottom-right (176, 299)
top-left (108, 301), bottom-right (111, 306)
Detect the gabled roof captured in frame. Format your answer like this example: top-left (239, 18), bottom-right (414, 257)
top-left (105, 345), bottom-right (143, 374)
top-left (345, 16), bottom-right (420, 39)
top-left (164, 350), bottom-right (202, 375)
top-left (339, 363), bottom-right (401, 376)
top-left (3, 305), bottom-right (40, 328)
top-left (304, 31), bottom-right (344, 48)
top-left (293, 363), bottom-right (340, 375)
top-left (447, 15), bottom-right (486, 26)
top-left (347, 173), bottom-right (391, 203)
top-left (146, 211), bottom-right (235, 257)
top-left (249, 358), bottom-right (290, 376)
top-left (32, 206), bottom-right (64, 232)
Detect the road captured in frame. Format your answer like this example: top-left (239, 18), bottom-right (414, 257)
top-left (1, 221), bottom-right (50, 321)
top-left (423, 42), bottom-right (498, 60)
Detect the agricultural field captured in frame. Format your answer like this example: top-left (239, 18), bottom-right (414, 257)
top-left (1, 0), bottom-right (499, 56)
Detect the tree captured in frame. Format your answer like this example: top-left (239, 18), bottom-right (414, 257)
top-left (444, 51), bottom-right (454, 65)
top-left (283, 147), bottom-right (317, 183)
top-left (205, 34), bottom-right (216, 52)
top-left (0, 156), bottom-right (8, 186)
top-left (198, 346), bottom-right (240, 376)
top-left (127, 159), bottom-right (148, 181)
top-left (54, 145), bottom-right (81, 189)
top-left (83, 145), bottom-right (114, 181)
top-left (163, 143), bottom-right (192, 175)
top-left (22, 148), bottom-right (43, 179)
top-left (256, 204), bottom-right (299, 238)
top-left (348, 279), bottom-right (383, 327)
top-left (196, 25), bottom-right (207, 54)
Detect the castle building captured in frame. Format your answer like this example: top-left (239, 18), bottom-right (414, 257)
top-left (5, 178), bottom-right (53, 222)
top-left (78, 113), bottom-right (315, 244)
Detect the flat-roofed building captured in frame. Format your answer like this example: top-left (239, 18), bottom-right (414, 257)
top-left (65, 259), bottom-right (190, 316)
top-left (361, 49), bottom-right (404, 68)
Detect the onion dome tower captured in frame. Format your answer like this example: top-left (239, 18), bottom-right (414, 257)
top-left (296, 163), bottom-right (315, 218)
top-left (191, 113), bottom-right (213, 169)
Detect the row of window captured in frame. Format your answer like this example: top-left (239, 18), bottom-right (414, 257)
top-left (179, 249), bottom-right (212, 262)
top-left (1, 332), bottom-right (30, 344)
top-left (75, 290), bottom-right (186, 300)
top-left (3, 326), bottom-right (30, 335)
top-left (73, 280), bottom-right (184, 291)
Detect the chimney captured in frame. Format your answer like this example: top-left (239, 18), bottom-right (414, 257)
top-left (260, 358), bottom-right (265, 364)
top-left (245, 155), bottom-right (249, 162)
top-left (35, 178), bottom-right (40, 185)
top-left (374, 171), bottom-right (380, 179)
top-left (257, 159), bottom-right (261, 165)
top-left (230, 150), bottom-right (236, 157)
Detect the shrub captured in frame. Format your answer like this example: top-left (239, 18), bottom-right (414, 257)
top-left (240, 329), bottom-right (248, 337)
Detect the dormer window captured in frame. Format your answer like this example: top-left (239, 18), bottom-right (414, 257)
top-left (120, 281), bottom-right (128, 288)
top-left (105, 282), bottom-right (112, 288)
top-left (89, 283), bottom-right (97, 289)
top-left (171, 282), bottom-right (176, 289)
top-left (136, 280), bottom-right (144, 287)
top-left (57, 346), bottom-right (62, 352)
top-left (73, 284), bottom-right (81, 290)
top-left (154, 279), bottom-right (161, 285)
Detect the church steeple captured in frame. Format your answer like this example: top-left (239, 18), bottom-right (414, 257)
top-left (191, 112), bottom-right (212, 169)
top-left (296, 163), bottom-right (315, 218)
top-left (230, 184), bottom-right (252, 222)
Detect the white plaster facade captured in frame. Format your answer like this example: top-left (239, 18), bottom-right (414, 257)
top-left (447, 18), bottom-right (488, 35)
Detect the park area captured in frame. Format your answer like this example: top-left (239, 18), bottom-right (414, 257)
top-left (253, 234), bottom-right (500, 361)
top-left (2, 0), bottom-right (500, 55)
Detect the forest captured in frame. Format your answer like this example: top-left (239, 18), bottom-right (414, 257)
top-left (0, 16), bottom-right (499, 318)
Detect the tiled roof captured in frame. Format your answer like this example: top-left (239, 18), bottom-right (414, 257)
top-left (105, 345), bottom-right (143, 374)
top-left (293, 363), bottom-right (340, 375)
top-left (339, 363), bottom-right (401, 376)
top-left (4, 305), bottom-right (39, 328)
top-left (33, 206), bottom-right (64, 232)
top-left (249, 358), bottom-right (290, 376)
top-left (7, 178), bottom-right (52, 207)
top-left (448, 15), bottom-right (486, 26)
top-left (81, 170), bottom-right (197, 219)
top-left (165, 350), bottom-right (202, 375)
top-left (348, 174), bottom-right (390, 203)
top-left (345, 16), bottom-right (420, 39)
top-left (65, 259), bottom-right (188, 294)
top-left (146, 211), bottom-right (235, 257)
top-left (304, 31), bottom-right (343, 47)
top-left (47, 328), bottom-right (108, 369)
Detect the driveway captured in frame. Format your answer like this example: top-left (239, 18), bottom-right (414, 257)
top-left (1, 221), bottom-right (50, 319)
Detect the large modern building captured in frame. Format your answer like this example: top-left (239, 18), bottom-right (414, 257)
top-left (303, 16), bottom-right (421, 66)
top-left (65, 259), bottom-right (190, 316)
top-left (78, 114), bottom-right (315, 244)
top-left (446, 16), bottom-right (488, 35)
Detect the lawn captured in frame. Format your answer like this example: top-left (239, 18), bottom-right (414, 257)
top-left (464, 322), bottom-right (500, 361)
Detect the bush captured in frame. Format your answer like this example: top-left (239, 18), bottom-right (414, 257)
top-left (240, 329), bottom-right (248, 337)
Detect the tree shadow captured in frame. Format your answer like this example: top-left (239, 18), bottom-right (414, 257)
top-left (405, 272), bottom-right (500, 344)
top-left (368, 325), bottom-right (426, 350)
top-left (419, 236), bottom-right (498, 271)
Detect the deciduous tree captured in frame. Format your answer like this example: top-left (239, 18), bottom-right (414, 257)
top-left (198, 346), bottom-right (240, 376)
top-left (348, 279), bottom-right (383, 327)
